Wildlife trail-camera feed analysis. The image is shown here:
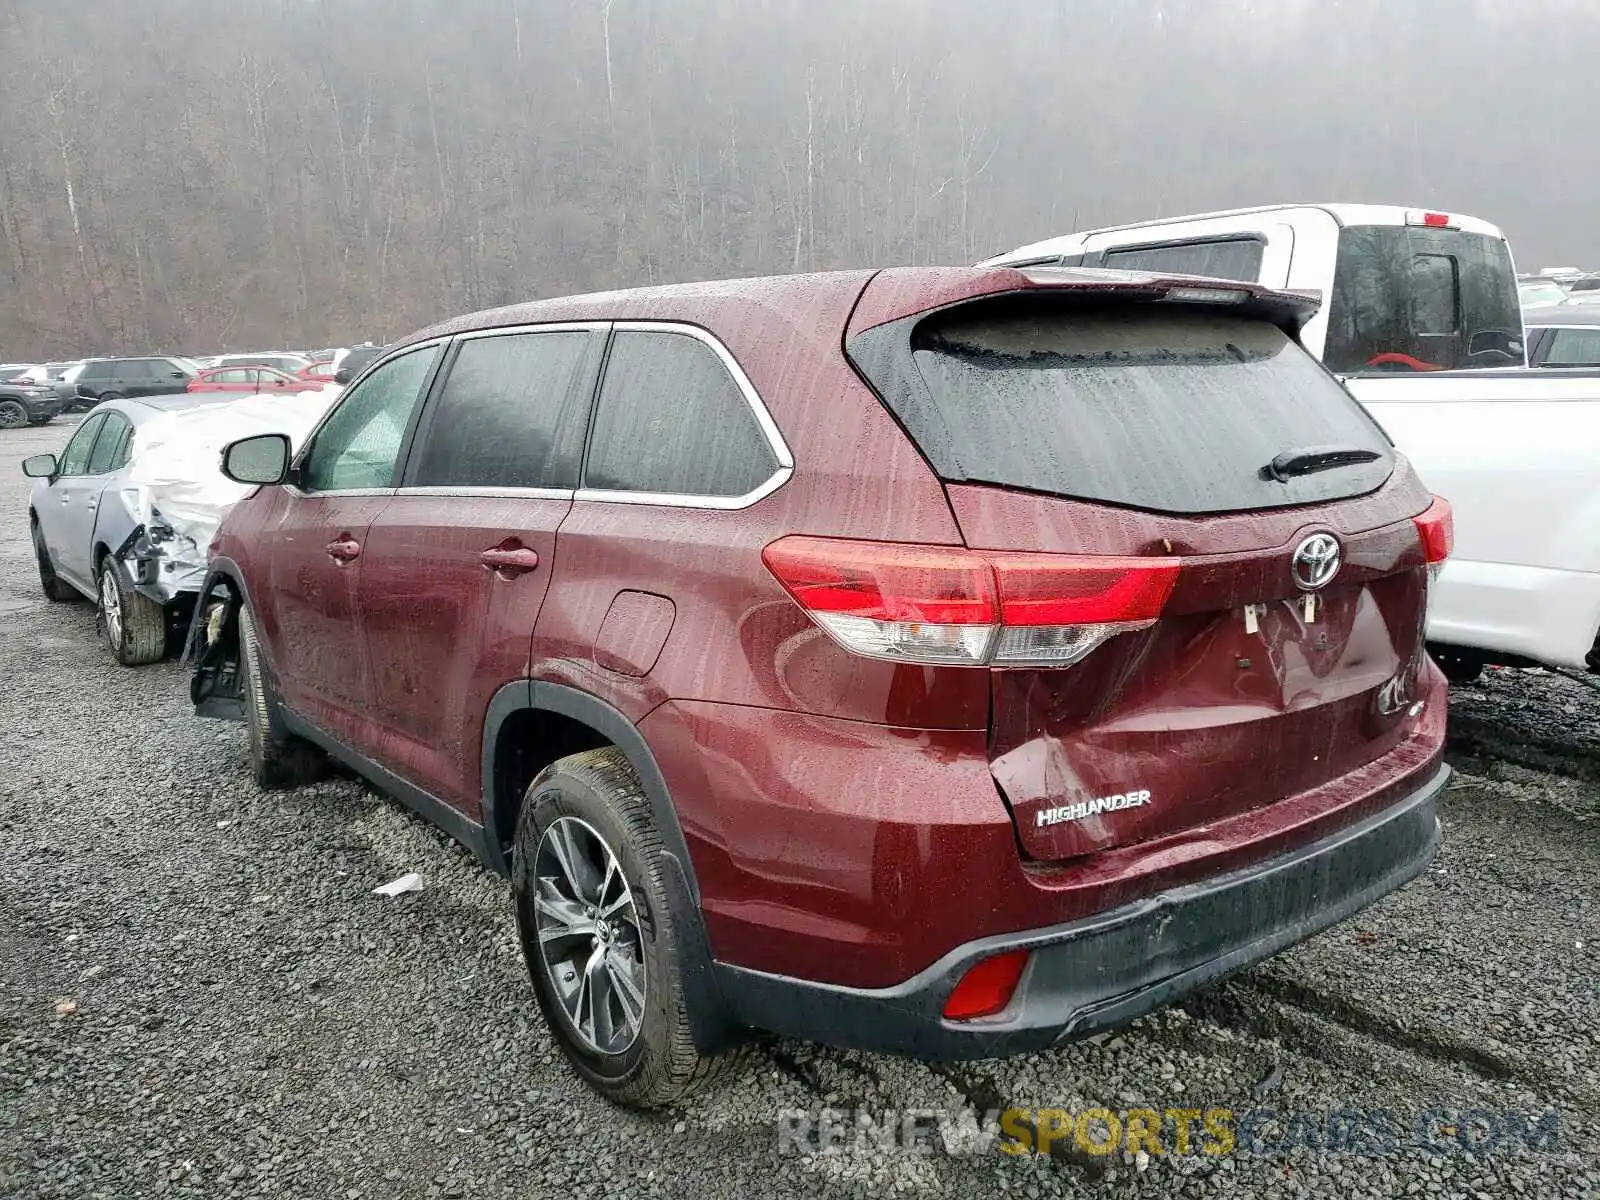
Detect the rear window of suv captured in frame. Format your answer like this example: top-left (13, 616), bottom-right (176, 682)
top-left (851, 299), bottom-right (1394, 515)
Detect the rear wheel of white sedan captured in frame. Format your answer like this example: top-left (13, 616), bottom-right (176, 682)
top-left (97, 553), bottom-right (166, 667)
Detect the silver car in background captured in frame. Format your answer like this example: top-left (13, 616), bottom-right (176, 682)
top-left (23, 396), bottom-right (222, 665)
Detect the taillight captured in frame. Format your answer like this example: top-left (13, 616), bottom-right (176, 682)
top-left (1415, 495), bottom-right (1452, 563)
top-left (943, 950), bottom-right (1029, 1020)
top-left (1407, 210), bottom-right (1457, 229)
top-left (761, 536), bottom-right (1179, 668)
top-left (1414, 495), bottom-right (1453, 589)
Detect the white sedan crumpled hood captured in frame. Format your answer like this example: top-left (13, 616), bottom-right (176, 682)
top-left (123, 387), bottom-right (342, 554)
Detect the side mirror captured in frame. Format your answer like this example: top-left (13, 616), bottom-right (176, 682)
top-left (333, 366), bottom-right (354, 385)
top-left (22, 453), bottom-right (58, 478)
top-left (221, 433), bottom-right (291, 485)
top-left (171, 370), bottom-right (188, 379)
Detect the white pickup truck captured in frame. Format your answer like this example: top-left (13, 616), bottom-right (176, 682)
top-left (982, 203), bottom-right (1600, 678)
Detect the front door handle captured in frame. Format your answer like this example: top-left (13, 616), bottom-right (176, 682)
top-left (480, 545), bottom-right (540, 577)
top-left (326, 538), bottom-right (362, 564)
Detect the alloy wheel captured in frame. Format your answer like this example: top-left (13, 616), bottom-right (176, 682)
top-left (532, 816), bottom-right (647, 1055)
top-left (0, 401), bottom-right (25, 429)
top-left (99, 568), bottom-right (122, 649)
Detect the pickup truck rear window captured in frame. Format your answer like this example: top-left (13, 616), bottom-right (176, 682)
top-left (851, 299), bottom-right (1394, 515)
top-left (1326, 226), bottom-right (1523, 373)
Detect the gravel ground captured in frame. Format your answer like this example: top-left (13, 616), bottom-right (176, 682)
top-left (1, 420), bottom-right (1596, 1199)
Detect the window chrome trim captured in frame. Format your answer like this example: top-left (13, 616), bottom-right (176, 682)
top-left (328, 335), bottom-right (450, 398)
top-left (394, 485), bottom-right (575, 500)
top-left (576, 319), bottom-right (795, 510)
top-left (454, 320), bottom-right (614, 341)
top-left (283, 486), bottom-right (398, 500)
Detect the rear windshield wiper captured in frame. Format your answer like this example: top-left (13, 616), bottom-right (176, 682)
top-left (1261, 445), bottom-right (1382, 482)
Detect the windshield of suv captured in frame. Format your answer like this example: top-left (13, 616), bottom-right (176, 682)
top-left (1325, 225), bottom-right (1523, 373)
top-left (877, 302), bottom-right (1394, 514)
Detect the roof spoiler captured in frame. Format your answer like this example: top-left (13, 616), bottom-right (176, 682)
top-left (848, 266), bottom-right (1325, 341)
top-left (1015, 268), bottom-right (1323, 334)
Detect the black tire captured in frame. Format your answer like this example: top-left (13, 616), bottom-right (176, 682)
top-left (238, 604), bottom-right (326, 789)
top-left (32, 519), bottom-right (77, 602)
top-left (28, 416), bottom-right (55, 426)
top-left (0, 399), bottom-right (26, 429)
top-left (98, 553), bottom-right (166, 666)
top-left (512, 748), bottom-right (728, 1108)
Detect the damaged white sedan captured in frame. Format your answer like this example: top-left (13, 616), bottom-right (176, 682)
top-left (23, 389), bottom-right (340, 665)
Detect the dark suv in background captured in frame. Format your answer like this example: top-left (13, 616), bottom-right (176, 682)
top-left (0, 374), bottom-right (65, 428)
top-left (190, 265), bottom-right (1453, 1108)
top-left (74, 356), bottom-right (195, 404)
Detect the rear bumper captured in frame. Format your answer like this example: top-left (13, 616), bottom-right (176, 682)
top-left (714, 762), bottom-right (1446, 1060)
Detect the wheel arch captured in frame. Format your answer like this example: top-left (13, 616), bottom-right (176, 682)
top-left (182, 556), bottom-right (257, 718)
top-left (482, 681), bottom-right (739, 1052)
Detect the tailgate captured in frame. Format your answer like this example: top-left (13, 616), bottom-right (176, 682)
top-left (951, 486), bottom-right (1435, 861)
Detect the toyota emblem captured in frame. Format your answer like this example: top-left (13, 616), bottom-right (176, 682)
top-left (1291, 533), bottom-right (1341, 590)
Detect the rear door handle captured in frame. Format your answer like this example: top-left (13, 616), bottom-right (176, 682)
top-left (326, 538), bottom-right (362, 564)
top-left (480, 546), bottom-right (540, 577)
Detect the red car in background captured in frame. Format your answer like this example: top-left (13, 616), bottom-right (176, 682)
top-left (188, 366), bottom-right (303, 394)
top-left (297, 360), bottom-right (340, 384)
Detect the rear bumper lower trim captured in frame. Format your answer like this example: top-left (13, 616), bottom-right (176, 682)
top-left (713, 761), bottom-right (1447, 1060)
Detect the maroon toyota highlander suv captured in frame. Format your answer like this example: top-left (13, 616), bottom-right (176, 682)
top-left (190, 265), bottom-right (1453, 1107)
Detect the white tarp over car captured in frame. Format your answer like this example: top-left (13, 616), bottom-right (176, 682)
top-left (123, 387), bottom-right (341, 557)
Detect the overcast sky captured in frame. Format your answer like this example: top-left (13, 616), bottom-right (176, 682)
top-left (1, 0), bottom-right (1593, 350)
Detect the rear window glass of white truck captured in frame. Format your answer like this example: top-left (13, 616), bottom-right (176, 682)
top-left (850, 301), bottom-right (1394, 515)
top-left (1326, 227), bottom-right (1523, 373)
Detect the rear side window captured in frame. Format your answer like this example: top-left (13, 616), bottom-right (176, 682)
top-left (1101, 238), bottom-right (1264, 283)
top-left (411, 330), bottom-right (595, 489)
top-left (86, 413), bottom-right (132, 475)
top-left (1541, 327), bottom-right (1600, 366)
top-left (584, 330), bottom-right (778, 498)
top-left (850, 300), bottom-right (1394, 515)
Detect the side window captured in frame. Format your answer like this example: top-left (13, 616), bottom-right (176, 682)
top-left (58, 413), bottom-right (107, 477)
top-left (411, 331), bottom-right (594, 490)
top-left (1101, 238), bottom-right (1266, 283)
top-left (86, 414), bottom-right (131, 475)
top-left (109, 419), bottom-right (136, 471)
top-left (301, 346), bottom-right (438, 492)
top-left (1543, 328), bottom-right (1600, 366)
top-left (584, 330), bottom-right (779, 498)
